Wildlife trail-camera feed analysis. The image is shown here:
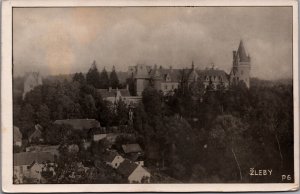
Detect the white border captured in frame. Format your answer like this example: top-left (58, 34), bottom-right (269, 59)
top-left (1, 0), bottom-right (299, 192)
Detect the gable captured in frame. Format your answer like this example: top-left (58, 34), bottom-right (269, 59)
top-left (128, 165), bottom-right (150, 182)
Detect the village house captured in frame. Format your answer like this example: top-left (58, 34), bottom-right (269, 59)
top-left (26, 145), bottom-right (59, 157)
top-left (117, 159), bottom-right (150, 183)
top-left (54, 119), bottom-right (101, 150)
top-left (13, 152), bottom-right (55, 183)
top-left (28, 124), bottom-right (44, 143)
top-left (13, 126), bottom-right (22, 147)
top-left (93, 132), bottom-right (134, 145)
top-left (122, 143), bottom-right (143, 154)
top-left (103, 150), bottom-right (125, 169)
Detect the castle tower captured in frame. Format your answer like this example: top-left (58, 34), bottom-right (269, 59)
top-left (151, 64), bottom-right (163, 91)
top-left (135, 64), bottom-right (150, 96)
top-left (230, 40), bottom-right (251, 88)
top-left (22, 72), bottom-right (43, 99)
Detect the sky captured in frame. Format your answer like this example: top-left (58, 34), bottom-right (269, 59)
top-left (13, 7), bottom-right (293, 79)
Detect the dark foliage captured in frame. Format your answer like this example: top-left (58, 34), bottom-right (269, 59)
top-left (109, 66), bottom-right (120, 89)
top-left (86, 61), bottom-right (101, 88)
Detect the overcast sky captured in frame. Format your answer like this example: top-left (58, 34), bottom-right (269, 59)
top-left (13, 7), bottom-right (293, 79)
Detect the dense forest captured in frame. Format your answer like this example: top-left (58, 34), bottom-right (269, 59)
top-left (13, 65), bottom-right (294, 183)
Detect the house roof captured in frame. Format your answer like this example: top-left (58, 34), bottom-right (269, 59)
top-left (117, 159), bottom-right (138, 177)
top-left (28, 126), bottom-right (43, 140)
top-left (14, 152), bottom-right (55, 166)
top-left (122, 144), bottom-right (143, 154)
top-left (54, 119), bottom-right (101, 130)
top-left (13, 126), bottom-right (22, 141)
top-left (26, 145), bottom-right (59, 156)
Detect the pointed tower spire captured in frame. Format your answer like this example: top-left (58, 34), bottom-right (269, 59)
top-left (237, 40), bottom-right (249, 62)
top-left (192, 61), bottom-right (194, 70)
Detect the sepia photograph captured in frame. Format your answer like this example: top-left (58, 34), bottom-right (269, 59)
top-left (1, 0), bottom-right (299, 192)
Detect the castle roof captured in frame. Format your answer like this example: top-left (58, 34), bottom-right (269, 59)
top-left (188, 69), bottom-right (199, 82)
top-left (198, 68), bottom-right (229, 81)
top-left (150, 66), bottom-right (181, 82)
top-left (149, 65), bottom-right (162, 79)
top-left (134, 64), bottom-right (151, 79)
top-left (237, 40), bottom-right (250, 62)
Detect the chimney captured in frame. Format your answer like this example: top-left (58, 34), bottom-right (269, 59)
top-left (169, 66), bottom-right (173, 73)
top-left (109, 87), bottom-right (112, 92)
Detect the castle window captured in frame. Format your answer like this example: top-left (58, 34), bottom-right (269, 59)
top-left (165, 85), bottom-right (168, 90)
top-left (214, 76), bottom-right (216, 80)
top-left (241, 70), bottom-right (243, 75)
top-left (172, 85), bottom-right (174, 89)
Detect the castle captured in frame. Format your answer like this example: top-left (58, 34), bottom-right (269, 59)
top-left (128, 40), bottom-right (251, 96)
top-left (22, 72), bottom-right (43, 99)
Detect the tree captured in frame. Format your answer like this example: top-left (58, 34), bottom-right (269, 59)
top-left (109, 66), bottom-right (119, 89)
top-left (99, 68), bottom-right (109, 89)
top-left (86, 61), bottom-right (101, 88)
top-left (24, 86), bottom-right (43, 110)
top-left (73, 72), bottom-right (85, 84)
top-left (115, 99), bottom-right (129, 126)
top-left (19, 103), bottom-right (35, 137)
top-left (82, 94), bottom-right (97, 119)
top-left (208, 115), bottom-right (246, 181)
top-left (36, 104), bottom-right (50, 127)
top-left (43, 123), bottom-right (71, 145)
top-left (142, 86), bottom-right (162, 117)
top-left (96, 100), bottom-right (114, 127)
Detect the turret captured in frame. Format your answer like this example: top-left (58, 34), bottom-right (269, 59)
top-left (230, 40), bottom-right (251, 88)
